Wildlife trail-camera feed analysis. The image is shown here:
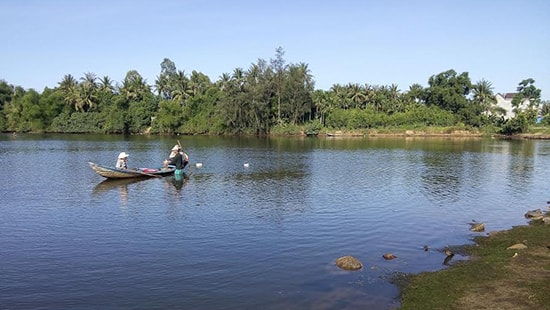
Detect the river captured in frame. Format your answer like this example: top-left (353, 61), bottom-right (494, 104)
top-left (1, 134), bottom-right (548, 309)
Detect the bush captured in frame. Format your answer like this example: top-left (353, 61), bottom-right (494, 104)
top-left (500, 115), bottom-right (529, 135)
top-left (304, 120), bottom-right (322, 136)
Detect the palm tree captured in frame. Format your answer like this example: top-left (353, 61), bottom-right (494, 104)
top-left (472, 79), bottom-right (496, 114)
top-left (285, 63), bottom-right (314, 124)
top-left (232, 68), bottom-right (245, 92)
top-left (330, 84), bottom-right (348, 110)
top-left (296, 62), bottom-right (314, 89)
top-left (388, 83), bottom-right (403, 113)
top-left (120, 70), bottom-right (150, 102)
top-left (77, 72), bottom-right (98, 112)
top-left (154, 74), bottom-right (170, 99)
top-left (312, 89), bottom-right (332, 126)
top-left (347, 83), bottom-right (365, 109)
top-left (189, 70), bottom-right (211, 97)
top-left (58, 74), bottom-right (79, 111)
top-left (217, 73), bottom-right (231, 92)
top-left (363, 83), bottom-right (377, 109)
top-left (407, 83), bottom-right (425, 104)
top-left (98, 76), bottom-right (115, 93)
top-left (171, 70), bottom-right (191, 105)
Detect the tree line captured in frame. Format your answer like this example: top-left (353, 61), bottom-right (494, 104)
top-left (0, 47), bottom-right (547, 136)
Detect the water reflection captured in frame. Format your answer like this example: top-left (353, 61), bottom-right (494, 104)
top-left (93, 178), bottom-right (147, 192)
top-left (420, 152), bottom-right (463, 204)
top-left (93, 178), bottom-right (148, 206)
top-left (165, 173), bottom-right (190, 192)
top-left (506, 142), bottom-right (536, 196)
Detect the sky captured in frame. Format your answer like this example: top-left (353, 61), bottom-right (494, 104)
top-left (1, 0), bottom-right (549, 99)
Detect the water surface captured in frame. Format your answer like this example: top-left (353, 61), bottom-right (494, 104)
top-left (1, 134), bottom-right (548, 309)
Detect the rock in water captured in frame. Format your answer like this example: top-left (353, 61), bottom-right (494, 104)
top-left (382, 253), bottom-right (397, 260)
top-left (335, 256), bottom-right (362, 270)
top-left (469, 222), bottom-right (485, 232)
top-left (524, 209), bottom-right (543, 219)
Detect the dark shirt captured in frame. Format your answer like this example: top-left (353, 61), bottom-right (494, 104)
top-left (168, 152), bottom-right (185, 169)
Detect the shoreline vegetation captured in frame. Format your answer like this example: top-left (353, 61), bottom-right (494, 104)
top-left (396, 208), bottom-right (550, 310)
top-left (8, 127), bottom-right (550, 140)
top-left (0, 49), bottom-right (548, 138)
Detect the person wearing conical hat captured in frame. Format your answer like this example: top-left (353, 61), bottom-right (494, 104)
top-left (116, 152), bottom-right (129, 169)
top-left (168, 145), bottom-right (180, 159)
top-left (165, 145), bottom-right (186, 176)
top-left (166, 144), bottom-right (189, 167)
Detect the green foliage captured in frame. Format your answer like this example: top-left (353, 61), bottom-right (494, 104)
top-left (0, 80), bottom-right (14, 110)
top-left (150, 100), bottom-right (183, 134)
top-left (50, 111), bottom-right (105, 133)
top-left (0, 53), bottom-right (545, 136)
top-left (270, 123), bottom-right (302, 135)
top-left (304, 120), bottom-right (322, 136)
top-left (500, 113), bottom-right (529, 135)
top-left (325, 105), bottom-right (457, 130)
top-left (126, 94), bottom-right (157, 133)
top-left (425, 69), bottom-right (472, 115)
top-left (512, 78), bottom-right (541, 108)
top-left (39, 88), bottom-right (65, 129)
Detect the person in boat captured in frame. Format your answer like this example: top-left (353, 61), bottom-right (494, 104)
top-left (164, 145), bottom-right (188, 175)
top-left (116, 152), bottom-right (129, 169)
top-left (166, 145), bottom-right (189, 169)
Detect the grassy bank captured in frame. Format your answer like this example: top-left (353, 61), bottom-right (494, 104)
top-left (397, 211), bottom-right (550, 310)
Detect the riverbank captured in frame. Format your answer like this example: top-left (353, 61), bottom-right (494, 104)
top-left (324, 128), bottom-right (485, 138)
top-left (321, 128), bottom-right (550, 139)
top-left (397, 208), bottom-right (550, 310)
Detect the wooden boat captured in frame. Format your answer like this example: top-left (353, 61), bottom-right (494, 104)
top-left (89, 162), bottom-right (176, 179)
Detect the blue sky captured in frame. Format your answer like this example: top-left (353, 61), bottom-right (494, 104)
top-left (2, 0), bottom-right (549, 99)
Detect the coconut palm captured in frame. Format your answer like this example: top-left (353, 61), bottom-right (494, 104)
top-left (472, 79), bottom-right (496, 114)
top-left (98, 76), bottom-right (115, 93)
top-left (154, 74), bottom-right (170, 99)
top-left (330, 84), bottom-right (348, 110)
top-left (58, 74), bottom-right (79, 111)
top-left (77, 72), bottom-right (98, 112)
top-left (347, 83), bottom-right (365, 109)
top-left (171, 70), bottom-right (191, 105)
top-left (120, 70), bottom-right (150, 102)
top-left (217, 73), bottom-right (231, 92)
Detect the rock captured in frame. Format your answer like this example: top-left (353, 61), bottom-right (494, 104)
top-left (382, 253), bottom-right (397, 260)
top-left (443, 254), bottom-right (454, 265)
top-left (543, 217), bottom-right (550, 224)
top-left (469, 222), bottom-right (485, 232)
top-left (335, 256), bottom-right (362, 270)
top-left (423, 245), bottom-right (429, 251)
top-left (507, 243), bottom-right (528, 250)
top-left (524, 209), bottom-right (543, 218)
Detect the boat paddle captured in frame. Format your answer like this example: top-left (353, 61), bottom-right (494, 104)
top-left (130, 168), bottom-right (163, 178)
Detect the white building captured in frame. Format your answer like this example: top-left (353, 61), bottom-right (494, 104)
top-left (494, 93), bottom-right (531, 120)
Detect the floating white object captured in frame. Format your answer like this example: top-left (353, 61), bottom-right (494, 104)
top-left (243, 163), bottom-right (249, 167)
top-left (195, 163), bottom-right (203, 168)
